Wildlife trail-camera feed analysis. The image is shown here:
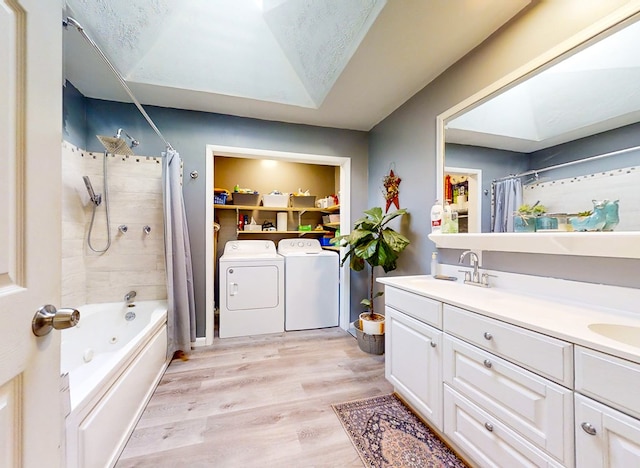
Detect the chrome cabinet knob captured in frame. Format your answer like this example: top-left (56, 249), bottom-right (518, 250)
top-left (32, 305), bottom-right (80, 336)
top-left (430, 341), bottom-right (437, 348)
top-left (483, 332), bottom-right (493, 340)
top-left (484, 422), bottom-right (494, 432)
top-left (483, 359), bottom-right (492, 368)
top-left (581, 422), bottom-right (597, 436)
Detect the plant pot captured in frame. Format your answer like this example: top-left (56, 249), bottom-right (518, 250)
top-left (359, 312), bottom-right (385, 335)
top-left (514, 215), bottom-right (536, 232)
top-left (354, 320), bottom-right (385, 355)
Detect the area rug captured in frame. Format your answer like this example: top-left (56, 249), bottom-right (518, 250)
top-left (332, 394), bottom-right (468, 467)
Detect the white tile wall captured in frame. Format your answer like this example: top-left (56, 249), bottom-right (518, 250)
top-left (61, 141), bottom-right (166, 307)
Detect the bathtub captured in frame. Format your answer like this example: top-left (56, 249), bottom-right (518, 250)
top-left (62, 300), bottom-right (168, 468)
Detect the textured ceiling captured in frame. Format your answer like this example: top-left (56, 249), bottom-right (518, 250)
top-left (64, 0), bottom-right (531, 130)
top-left (446, 18), bottom-right (640, 153)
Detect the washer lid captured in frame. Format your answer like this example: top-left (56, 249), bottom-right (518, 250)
top-left (277, 238), bottom-right (324, 255)
top-left (222, 240), bottom-right (279, 258)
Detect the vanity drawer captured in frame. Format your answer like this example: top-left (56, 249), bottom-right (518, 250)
top-left (385, 287), bottom-right (442, 329)
top-left (444, 335), bottom-right (574, 465)
top-left (575, 346), bottom-right (640, 419)
top-left (444, 304), bottom-right (573, 387)
top-left (443, 386), bottom-right (565, 468)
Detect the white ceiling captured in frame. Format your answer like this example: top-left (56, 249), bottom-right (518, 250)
top-left (63, 0), bottom-right (530, 131)
top-left (446, 17), bottom-right (640, 153)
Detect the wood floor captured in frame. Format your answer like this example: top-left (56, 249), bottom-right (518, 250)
top-left (116, 328), bottom-right (393, 467)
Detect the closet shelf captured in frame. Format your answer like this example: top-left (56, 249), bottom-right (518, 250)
top-left (215, 203), bottom-right (339, 213)
top-left (237, 230), bottom-right (329, 236)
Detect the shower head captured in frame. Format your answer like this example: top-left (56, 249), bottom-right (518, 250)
top-left (96, 128), bottom-right (139, 156)
top-left (83, 176), bottom-right (101, 206)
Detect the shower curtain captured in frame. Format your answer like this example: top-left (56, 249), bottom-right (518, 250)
top-left (492, 177), bottom-right (522, 232)
top-left (163, 148), bottom-right (196, 358)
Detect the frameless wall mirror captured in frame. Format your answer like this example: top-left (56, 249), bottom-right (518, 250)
top-left (443, 10), bottom-right (640, 236)
top-left (439, 11), bottom-right (640, 238)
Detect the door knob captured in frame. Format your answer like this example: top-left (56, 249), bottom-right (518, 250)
top-left (32, 304), bottom-right (80, 337)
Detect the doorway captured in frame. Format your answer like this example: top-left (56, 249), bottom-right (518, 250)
top-left (203, 145), bottom-right (351, 345)
top-left (444, 166), bottom-right (482, 233)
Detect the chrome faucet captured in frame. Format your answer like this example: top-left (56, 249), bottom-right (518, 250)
top-left (124, 290), bottom-right (137, 303)
top-left (458, 250), bottom-right (484, 286)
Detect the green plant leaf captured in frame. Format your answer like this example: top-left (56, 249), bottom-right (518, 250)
top-left (354, 238), bottom-right (378, 260)
top-left (381, 228), bottom-right (410, 252)
top-left (374, 291), bottom-right (384, 298)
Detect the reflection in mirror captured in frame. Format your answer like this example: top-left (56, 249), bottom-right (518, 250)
top-left (443, 14), bottom-right (640, 234)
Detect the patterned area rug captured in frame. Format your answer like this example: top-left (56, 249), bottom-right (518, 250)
top-left (332, 394), bottom-right (468, 468)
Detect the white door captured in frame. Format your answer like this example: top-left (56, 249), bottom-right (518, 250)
top-left (226, 265), bottom-right (280, 310)
top-left (0, 0), bottom-right (63, 466)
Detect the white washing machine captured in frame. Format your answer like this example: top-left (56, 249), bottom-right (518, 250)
top-left (219, 240), bottom-right (284, 338)
top-left (278, 238), bottom-right (339, 331)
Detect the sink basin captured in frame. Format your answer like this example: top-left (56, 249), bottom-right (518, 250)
top-left (588, 323), bottom-right (640, 348)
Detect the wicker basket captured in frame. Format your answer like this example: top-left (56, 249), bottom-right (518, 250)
top-left (354, 320), bottom-right (385, 355)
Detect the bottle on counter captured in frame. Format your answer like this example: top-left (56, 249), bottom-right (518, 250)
top-left (431, 251), bottom-right (439, 277)
top-left (430, 200), bottom-right (443, 233)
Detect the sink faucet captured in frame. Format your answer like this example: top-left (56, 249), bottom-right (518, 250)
top-left (459, 250), bottom-right (481, 284)
top-left (124, 290), bottom-right (137, 303)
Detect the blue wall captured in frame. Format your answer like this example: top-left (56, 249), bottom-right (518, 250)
top-left (64, 82), bottom-right (370, 336)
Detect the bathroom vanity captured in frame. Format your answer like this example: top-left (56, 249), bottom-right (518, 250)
top-left (378, 272), bottom-right (640, 467)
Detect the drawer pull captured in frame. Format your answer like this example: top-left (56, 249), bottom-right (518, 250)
top-left (581, 422), bottom-right (597, 436)
top-left (484, 422), bottom-right (494, 432)
top-left (483, 332), bottom-right (493, 340)
top-left (483, 359), bottom-right (492, 369)
top-left (430, 341), bottom-right (437, 348)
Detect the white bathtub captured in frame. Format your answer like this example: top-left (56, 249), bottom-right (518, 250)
top-left (62, 300), bottom-right (168, 468)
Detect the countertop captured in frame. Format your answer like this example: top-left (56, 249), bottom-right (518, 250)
top-left (378, 275), bottom-right (640, 365)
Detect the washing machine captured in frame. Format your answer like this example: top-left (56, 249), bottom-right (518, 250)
top-left (278, 238), bottom-right (339, 331)
top-left (219, 240), bottom-right (284, 338)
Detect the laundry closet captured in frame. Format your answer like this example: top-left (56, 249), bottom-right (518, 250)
top-left (213, 156), bottom-right (341, 338)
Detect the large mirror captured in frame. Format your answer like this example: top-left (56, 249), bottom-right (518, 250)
top-left (439, 11), bottom-right (640, 241)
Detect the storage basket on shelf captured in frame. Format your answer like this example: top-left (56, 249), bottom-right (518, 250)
top-left (232, 192), bottom-right (260, 206)
top-left (214, 192), bottom-right (228, 205)
top-left (291, 195), bottom-right (316, 207)
top-left (262, 194), bottom-right (289, 208)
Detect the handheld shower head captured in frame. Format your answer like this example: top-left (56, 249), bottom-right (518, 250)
top-left (83, 176), bottom-right (102, 206)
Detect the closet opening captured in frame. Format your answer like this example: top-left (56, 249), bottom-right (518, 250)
top-left (203, 145), bottom-right (351, 345)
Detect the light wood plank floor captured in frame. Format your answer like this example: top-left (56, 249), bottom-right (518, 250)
top-left (116, 328), bottom-right (393, 467)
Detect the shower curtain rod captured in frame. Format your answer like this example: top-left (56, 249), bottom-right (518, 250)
top-left (492, 143), bottom-right (640, 183)
top-left (64, 17), bottom-right (174, 152)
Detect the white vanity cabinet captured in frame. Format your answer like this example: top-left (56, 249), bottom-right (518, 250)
top-left (444, 335), bottom-right (574, 465)
top-left (385, 287), bottom-right (443, 430)
top-left (574, 346), bottom-right (640, 467)
top-left (443, 305), bottom-right (574, 467)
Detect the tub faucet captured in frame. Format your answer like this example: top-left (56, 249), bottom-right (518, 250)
top-left (124, 290), bottom-right (137, 303)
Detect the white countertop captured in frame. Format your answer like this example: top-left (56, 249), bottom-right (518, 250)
top-left (378, 274), bottom-right (640, 364)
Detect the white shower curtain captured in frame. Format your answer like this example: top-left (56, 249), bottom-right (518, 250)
top-left (163, 148), bottom-right (196, 358)
top-left (492, 177), bottom-right (523, 232)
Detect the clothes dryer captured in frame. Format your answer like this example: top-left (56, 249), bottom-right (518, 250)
top-left (278, 239), bottom-right (339, 331)
top-left (219, 240), bottom-right (284, 338)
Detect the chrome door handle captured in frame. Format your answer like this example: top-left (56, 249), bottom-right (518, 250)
top-left (32, 305), bottom-right (80, 336)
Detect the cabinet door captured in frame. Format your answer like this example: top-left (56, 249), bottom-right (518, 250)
top-left (444, 335), bottom-right (574, 465)
top-left (385, 306), bottom-right (443, 430)
top-left (444, 386), bottom-right (565, 468)
top-left (576, 394), bottom-right (640, 468)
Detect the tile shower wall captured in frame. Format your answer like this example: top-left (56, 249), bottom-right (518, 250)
top-left (61, 141), bottom-right (166, 306)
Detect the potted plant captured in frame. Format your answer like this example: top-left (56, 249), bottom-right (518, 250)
top-left (514, 203), bottom-right (547, 232)
top-left (334, 207), bottom-right (410, 354)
